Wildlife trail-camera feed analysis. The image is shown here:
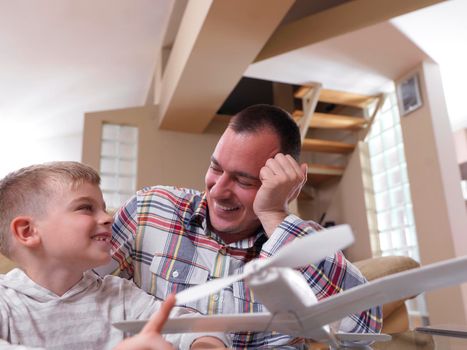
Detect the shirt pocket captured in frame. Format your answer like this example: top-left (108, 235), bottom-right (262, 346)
top-left (231, 279), bottom-right (265, 314)
top-left (150, 254), bottom-right (210, 313)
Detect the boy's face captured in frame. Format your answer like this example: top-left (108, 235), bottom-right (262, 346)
top-left (35, 181), bottom-right (113, 273)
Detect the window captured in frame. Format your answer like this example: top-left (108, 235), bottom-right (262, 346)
top-left (365, 92), bottom-right (428, 324)
top-left (99, 124), bottom-right (138, 211)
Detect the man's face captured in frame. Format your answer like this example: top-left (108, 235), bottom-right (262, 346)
top-left (205, 127), bottom-right (280, 243)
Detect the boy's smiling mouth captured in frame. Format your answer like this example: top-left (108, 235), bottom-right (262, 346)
top-left (91, 233), bottom-right (111, 242)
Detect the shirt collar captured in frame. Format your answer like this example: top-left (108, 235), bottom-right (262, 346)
top-left (189, 192), bottom-right (209, 227)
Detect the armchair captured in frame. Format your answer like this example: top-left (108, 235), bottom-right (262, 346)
top-left (353, 255), bottom-right (421, 334)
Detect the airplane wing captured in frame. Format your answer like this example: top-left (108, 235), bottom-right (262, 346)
top-left (113, 311), bottom-right (392, 346)
top-left (296, 255), bottom-right (467, 336)
top-left (114, 255), bottom-right (467, 339)
top-left (113, 311), bottom-right (302, 335)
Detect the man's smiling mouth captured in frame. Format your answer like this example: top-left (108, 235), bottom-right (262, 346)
top-left (215, 203), bottom-right (240, 212)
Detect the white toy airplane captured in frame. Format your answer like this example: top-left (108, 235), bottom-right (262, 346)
top-left (114, 225), bottom-right (467, 348)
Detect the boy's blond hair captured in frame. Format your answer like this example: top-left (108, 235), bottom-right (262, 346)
top-left (0, 161), bottom-right (101, 257)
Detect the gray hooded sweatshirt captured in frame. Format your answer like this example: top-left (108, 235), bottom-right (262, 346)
top-left (0, 268), bottom-right (220, 349)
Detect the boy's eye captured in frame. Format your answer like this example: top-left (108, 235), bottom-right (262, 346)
top-left (77, 204), bottom-right (93, 212)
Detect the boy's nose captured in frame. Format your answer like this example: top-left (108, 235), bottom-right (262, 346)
top-left (100, 210), bottom-right (114, 225)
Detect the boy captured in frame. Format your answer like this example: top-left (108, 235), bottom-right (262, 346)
top-left (0, 161), bottom-right (229, 349)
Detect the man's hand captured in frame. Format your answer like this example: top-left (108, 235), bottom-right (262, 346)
top-left (113, 295), bottom-right (176, 350)
top-left (253, 153), bottom-right (307, 237)
top-left (190, 336), bottom-right (227, 349)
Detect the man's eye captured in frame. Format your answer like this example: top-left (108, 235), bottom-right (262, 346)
top-left (238, 181), bottom-right (254, 188)
top-left (209, 165), bottom-right (222, 173)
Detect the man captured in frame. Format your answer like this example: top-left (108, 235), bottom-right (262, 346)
top-left (98, 104), bottom-right (382, 348)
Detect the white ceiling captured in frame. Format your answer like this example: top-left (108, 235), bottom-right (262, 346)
top-left (246, 0), bottom-right (467, 132)
top-left (0, 0), bottom-right (172, 142)
top-left (245, 21), bottom-right (428, 94)
top-left (391, 0), bottom-right (467, 133)
top-left (0, 0), bottom-right (466, 177)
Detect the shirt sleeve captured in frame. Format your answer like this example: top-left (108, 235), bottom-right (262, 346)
top-left (95, 194), bottom-right (139, 279)
top-left (260, 214), bottom-right (383, 334)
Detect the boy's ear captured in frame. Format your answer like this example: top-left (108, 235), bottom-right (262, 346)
top-left (10, 216), bottom-right (41, 248)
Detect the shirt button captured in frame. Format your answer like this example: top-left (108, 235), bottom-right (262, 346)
top-left (212, 295), bottom-right (219, 301)
top-left (219, 246), bottom-right (227, 255)
top-left (172, 270), bottom-right (179, 278)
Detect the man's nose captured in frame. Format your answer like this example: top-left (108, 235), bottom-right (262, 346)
top-left (210, 173), bottom-right (232, 197)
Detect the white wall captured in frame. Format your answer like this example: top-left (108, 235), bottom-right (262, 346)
top-left (0, 133), bottom-right (82, 178)
top-left (82, 105), bottom-right (222, 192)
top-left (454, 128), bottom-right (467, 164)
top-left (398, 61), bottom-right (467, 324)
top-left (322, 142), bottom-right (373, 262)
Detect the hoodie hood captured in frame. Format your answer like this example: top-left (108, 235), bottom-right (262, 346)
top-left (0, 268), bottom-right (99, 302)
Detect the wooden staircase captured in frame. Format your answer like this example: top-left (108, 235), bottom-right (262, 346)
top-left (293, 84), bottom-right (385, 188)
top-left (212, 77), bottom-right (385, 200)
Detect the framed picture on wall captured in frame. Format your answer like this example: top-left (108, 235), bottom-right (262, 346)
top-left (397, 72), bottom-right (423, 116)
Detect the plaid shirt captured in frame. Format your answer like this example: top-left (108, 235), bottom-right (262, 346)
top-left (99, 186), bottom-right (382, 349)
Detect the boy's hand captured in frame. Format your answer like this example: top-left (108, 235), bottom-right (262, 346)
top-left (113, 295), bottom-right (176, 350)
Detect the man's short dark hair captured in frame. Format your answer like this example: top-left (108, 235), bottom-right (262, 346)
top-left (228, 104), bottom-right (301, 160)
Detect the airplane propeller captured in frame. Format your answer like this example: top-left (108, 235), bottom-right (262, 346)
top-left (176, 224), bottom-right (354, 305)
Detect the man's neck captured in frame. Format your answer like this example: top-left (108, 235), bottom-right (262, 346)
top-left (210, 226), bottom-right (261, 245)
top-left (215, 231), bottom-right (248, 245)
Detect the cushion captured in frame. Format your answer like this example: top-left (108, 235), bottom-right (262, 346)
top-left (353, 255), bottom-right (420, 282)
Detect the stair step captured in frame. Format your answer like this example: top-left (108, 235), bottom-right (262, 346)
top-left (293, 110), bottom-right (367, 129)
top-left (294, 85), bottom-right (320, 99)
top-left (302, 138), bottom-right (355, 154)
top-left (308, 164), bottom-right (345, 175)
top-left (295, 87), bottom-right (376, 108)
top-left (307, 164), bottom-right (345, 186)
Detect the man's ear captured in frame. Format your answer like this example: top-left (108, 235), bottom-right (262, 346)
top-left (10, 216), bottom-right (41, 248)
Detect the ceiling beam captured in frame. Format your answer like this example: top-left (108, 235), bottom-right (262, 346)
top-left (158, 0), bottom-right (294, 133)
top-left (255, 0), bottom-right (446, 62)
